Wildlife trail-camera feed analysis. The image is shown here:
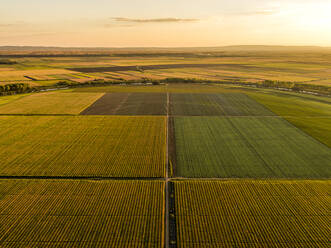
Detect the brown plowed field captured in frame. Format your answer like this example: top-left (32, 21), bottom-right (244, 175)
top-left (80, 93), bottom-right (167, 115)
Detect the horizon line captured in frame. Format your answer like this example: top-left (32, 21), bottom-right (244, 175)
top-left (1, 44), bottom-right (331, 49)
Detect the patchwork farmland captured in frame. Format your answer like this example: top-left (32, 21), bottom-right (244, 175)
top-left (0, 83), bottom-right (330, 247)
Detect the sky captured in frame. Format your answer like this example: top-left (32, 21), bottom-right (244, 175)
top-left (1, 0), bottom-right (331, 47)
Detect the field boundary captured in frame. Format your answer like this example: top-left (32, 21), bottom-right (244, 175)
top-left (168, 181), bottom-right (177, 248)
top-left (1, 176), bottom-right (330, 181)
top-left (164, 91), bottom-right (170, 248)
top-left (0, 114), bottom-right (330, 117)
top-left (0, 176), bottom-right (165, 181)
top-left (168, 117), bottom-right (177, 176)
top-left (0, 113), bottom-right (76, 116)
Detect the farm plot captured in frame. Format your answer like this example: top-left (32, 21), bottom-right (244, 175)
top-left (0, 91), bottom-right (104, 115)
top-left (248, 91), bottom-right (331, 117)
top-left (170, 93), bottom-right (275, 116)
top-left (248, 91), bottom-right (331, 147)
top-left (174, 180), bottom-right (331, 248)
top-left (81, 93), bottom-right (167, 115)
top-left (0, 180), bottom-right (164, 247)
top-left (0, 116), bottom-right (166, 177)
top-left (174, 117), bottom-right (331, 178)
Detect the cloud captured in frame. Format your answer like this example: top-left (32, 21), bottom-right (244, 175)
top-left (0, 22), bottom-right (29, 28)
top-left (112, 17), bottom-right (199, 23)
top-left (0, 24), bottom-right (14, 27)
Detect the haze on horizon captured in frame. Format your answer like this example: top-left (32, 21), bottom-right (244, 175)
top-left (1, 0), bottom-right (331, 48)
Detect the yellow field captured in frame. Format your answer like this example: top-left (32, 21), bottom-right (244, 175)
top-left (0, 91), bottom-right (103, 114)
top-left (0, 93), bottom-right (31, 106)
top-left (174, 180), bottom-right (331, 248)
top-left (0, 116), bottom-right (166, 177)
top-left (0, 180), bottom-right (165, 247)
top-left (0, 68), bottom-right (74, 81)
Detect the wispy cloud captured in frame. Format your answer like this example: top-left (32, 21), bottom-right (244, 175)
top-left (0, 22), bottom-right (29, 28)
top-left (0, 23), bottom-right (15, 28)
top-left (112, 17), bottom-right (199, 23)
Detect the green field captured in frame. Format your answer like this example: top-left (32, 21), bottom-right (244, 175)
top-left (174, 180), bottom-right (330, 248)
top-left (170, 93), bottom-right (274, 116)
top-left (248, 91), bottom-right (331, 116)
top-left (286, 117), bottom-right (331, 148)
top-left (174, 117), bottom-right (331, 178)
top-left (0, 116), bottom-right (166, 177)
top-left (0, 91), bottom-right (104, 115)
top-left (0, 180), bottom-right (164, 247)
top-left (249, 91), bottom-right (331, 147)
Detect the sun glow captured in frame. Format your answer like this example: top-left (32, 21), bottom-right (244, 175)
top-left (281, 2), bottom-right (331, 30)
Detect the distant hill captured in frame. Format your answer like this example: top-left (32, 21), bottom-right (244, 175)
top-left (0, 45), bottom-right (330, 51)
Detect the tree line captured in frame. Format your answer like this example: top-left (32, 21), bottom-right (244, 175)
top-left (0, 83), bottom-right (31, 96)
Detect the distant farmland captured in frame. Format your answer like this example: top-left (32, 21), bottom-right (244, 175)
top-left (69, 63), bottom-right (259, 73)
top-left (1, 49), bottom-right (331, 89)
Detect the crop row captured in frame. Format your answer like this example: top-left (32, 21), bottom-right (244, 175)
top-left (174, 180), bottom-right (331, 247)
